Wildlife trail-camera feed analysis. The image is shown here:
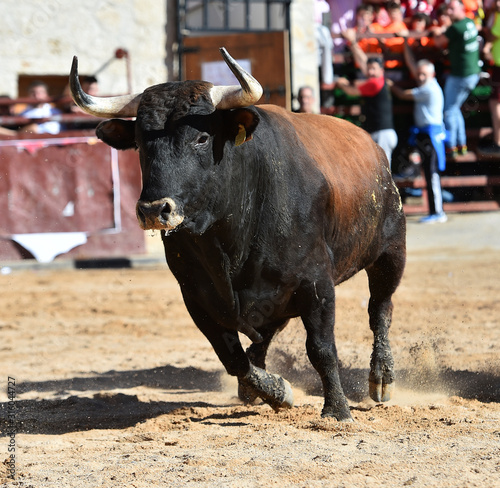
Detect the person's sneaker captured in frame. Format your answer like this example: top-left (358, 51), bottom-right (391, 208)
top-left (419, 213), bottom-right (448, 224)
top-left (446, 146), bottom-right (458, 159)
top-left (458, 145), bottom-right (468, 156)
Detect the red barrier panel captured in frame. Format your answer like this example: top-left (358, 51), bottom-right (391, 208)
top-left (0, 135), bottom-right (145, 261)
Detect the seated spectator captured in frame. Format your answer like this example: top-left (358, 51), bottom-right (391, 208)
top-left (368, 0), bottom-right (391, 26)
top-left (59, 75), bottom-right (100, 114)
top-left (430, 2), bottom-right (453, 33)
top-left (294, 86), bottom-right (317, 114)
top-left (82, 76), bottom-right (99, 97)
top-left (352, 3), bottom-right (383, 55)
top-left (407, 13), bottom-right (436, 59)
top-left (372, 2), bottom-right (410, 68)
top-left (20, 81), bottom-right (61, 134)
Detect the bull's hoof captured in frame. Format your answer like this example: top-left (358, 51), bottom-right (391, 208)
top-left (277, 376), bottom-right (294, 409)
top-left (369, 380), bottom-right (394, 403)
top-left (321, 406), bottom-right (353, 422)
top-left (266, 375), bottom-right (294, 412)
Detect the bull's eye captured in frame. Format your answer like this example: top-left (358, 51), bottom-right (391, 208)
top-left (196, 134), bottom-right (209, 146)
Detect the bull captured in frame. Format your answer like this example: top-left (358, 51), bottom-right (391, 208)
top-left (70, 48), bottom-right (406, 421)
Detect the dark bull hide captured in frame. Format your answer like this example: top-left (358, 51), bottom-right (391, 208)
top-left (70, 48), bottom-right (406, 421)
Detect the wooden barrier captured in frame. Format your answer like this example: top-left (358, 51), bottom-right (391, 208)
top-left (0, 133), bottom-right (145, 261)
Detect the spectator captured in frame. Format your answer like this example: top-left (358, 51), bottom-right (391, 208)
top-left (389, 40), bottom-right (448, 223)
top-left (82, 76), bottom-right (99, 97)
top-left (408, 13), bottom-right (436, 57)
top-left (372, 1), bottom-right (410, 68)
top-left (432, 2), bottom-right (453, 28)
top-left (368, 0), bottom-right (392, 26)
top-left (351, 3), bottom-right (382, 55)
top-left (294, 86), bottom-right (317, 113)
top-left (60, 75), bottom-right (100, 114)
top-left (20, 81), bottom-right (61, 134)
top-left (336, 29), bottom-right (398, 163)
top-left (434, 0), bottom-right (481, 158)
top-left (481, 0), bottom-right (500, 153)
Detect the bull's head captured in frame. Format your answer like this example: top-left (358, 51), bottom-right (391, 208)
top-left (70, 48), bottom-right (263, 233)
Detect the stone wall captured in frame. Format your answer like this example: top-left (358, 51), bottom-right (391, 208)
top-left (1, 0), bottom-right (168, 98)
top-left (1, 0), bottom-right (317, 108)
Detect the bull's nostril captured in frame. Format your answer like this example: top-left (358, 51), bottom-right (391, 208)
top-left (136, 198), bottom-right (182, 230)
top-left (160, 202), bottom-right (171, 222)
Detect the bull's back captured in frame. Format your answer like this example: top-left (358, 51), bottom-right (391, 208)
top-left (258, 105), bottom-right (404, 281)
top-left (260, 105), bottom-right (386, 199)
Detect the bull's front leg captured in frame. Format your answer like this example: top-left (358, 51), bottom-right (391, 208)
top-left (238, 320), bottom-right (289, 405)
top-left (184, 298), bottom-right (294, 412)
top-left (239, 363), bottom-right (294, 411)
top-left (301, 283), bottom-right (353, 422)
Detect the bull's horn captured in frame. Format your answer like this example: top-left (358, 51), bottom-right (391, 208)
top-left (69, 56), bottom-right (142, 118)
top-left (210, 48), bottom-right (263, 110)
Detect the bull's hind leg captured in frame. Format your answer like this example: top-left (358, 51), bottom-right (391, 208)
top-left (301, 283), bottom-right (352, 422)
top-left (365, 248), bottom-right (405, 402)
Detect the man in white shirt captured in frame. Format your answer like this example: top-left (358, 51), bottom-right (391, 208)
top-left (389, 39), bottom-right (447, 224)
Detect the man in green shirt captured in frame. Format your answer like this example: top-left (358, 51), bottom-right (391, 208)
top-left (434, 0), bottom-right (481, 158)
top-left (481, 0), bottom-right (500, 153)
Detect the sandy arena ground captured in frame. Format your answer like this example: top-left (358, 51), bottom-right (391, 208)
top-left (0, 212), bottom-right (499, 487)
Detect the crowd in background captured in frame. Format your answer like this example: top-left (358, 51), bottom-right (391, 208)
top-left (297, 0), bottom-right (500, 223)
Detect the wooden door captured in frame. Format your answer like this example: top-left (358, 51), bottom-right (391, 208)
top-left (183, 31), bottom-right (290, 109)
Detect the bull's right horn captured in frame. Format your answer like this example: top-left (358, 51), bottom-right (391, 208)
top-left (210, 48), bottom-right (263, 110)
top-left (69, 56), bottom-right (142, 118)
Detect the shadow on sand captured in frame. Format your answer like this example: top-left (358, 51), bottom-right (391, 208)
top-left (1, 362), bottom-right (497, 436)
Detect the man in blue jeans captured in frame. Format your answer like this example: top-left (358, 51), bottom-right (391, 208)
top-left (390, 41), bottom-right (448, 224)
top-left (434, 0), bottom-right (481, 158)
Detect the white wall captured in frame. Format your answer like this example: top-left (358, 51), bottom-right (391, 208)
top-left (290, 0), bottom-right (319, 112)
top-left (0, 0), bottom-right (168, 97)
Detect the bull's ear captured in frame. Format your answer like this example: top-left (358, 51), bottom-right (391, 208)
top-left (229, 108), bottom-right (260, 146)
top-left (96, 119), bottom-right (136, 150)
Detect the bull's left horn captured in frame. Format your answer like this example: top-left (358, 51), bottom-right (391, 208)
top-left (210, 48), bottom-right (263, 110)
top-left (69, 56), bottom-right (142, 118)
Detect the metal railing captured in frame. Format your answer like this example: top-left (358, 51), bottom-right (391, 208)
top-left (176, 0), bottom-right (292, 79)
top-left (178, 0), bottom-right (290, 34)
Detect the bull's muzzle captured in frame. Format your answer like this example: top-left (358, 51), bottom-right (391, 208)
top-left (136, 197), bottom-right (184, 231)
